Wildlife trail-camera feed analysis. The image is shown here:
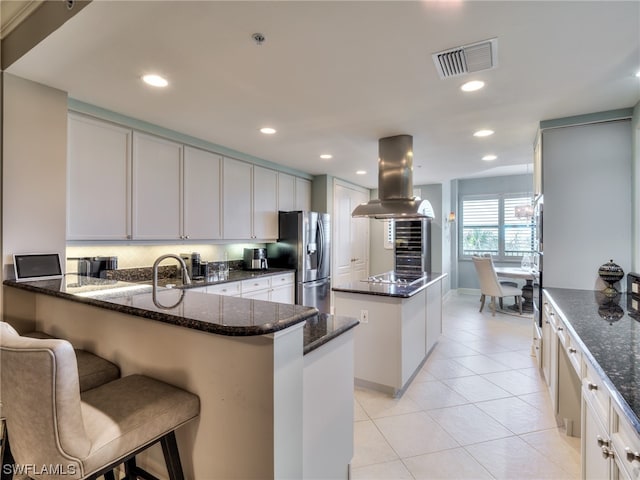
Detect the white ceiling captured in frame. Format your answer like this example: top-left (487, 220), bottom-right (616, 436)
top-left (6, 1), bottom-right (640, 189)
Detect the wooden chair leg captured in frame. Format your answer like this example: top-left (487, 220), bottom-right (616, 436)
top-left (490, 297), bottom-right (496, 316)
top-left (479, 294), bottom-right (486, 312)
top-left (104, 471), bottom-right (116, 480)
top-left (499, 296), bottom-right (504, 310)
top-left (160, 431), bottom-right (185, 480)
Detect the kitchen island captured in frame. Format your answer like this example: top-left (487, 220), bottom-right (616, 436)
top-left (3, 275), bottom-right (358, 479)
top-left (333, 272), bottom-right (446, 396)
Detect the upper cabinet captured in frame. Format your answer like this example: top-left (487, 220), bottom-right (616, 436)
top-left (132, 132), bottom-right (183, 240)
top-left (253, 166), bottom-right (278, 240)
top-left (295, 177), bottom-right (312, 211)
top-left (67, 114), bottom-right (132, 240)
top-left (183, 146), bottom-right (222, 240)
top-left (222, 158), bottom-right (278, 240)
top-left (67, 113), bottom-right (309, 242)
top-left (278, 172), bottom-right (312, 212)
top-left (222, 157), bottom-right (253, 239)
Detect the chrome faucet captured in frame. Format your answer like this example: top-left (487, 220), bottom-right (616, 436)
top-left (152, 254), bottom-right (192, 309)
top-left (152, 254), bottom-right (192, 290)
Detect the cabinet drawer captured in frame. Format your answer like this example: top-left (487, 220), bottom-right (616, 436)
top-left (612, 404), bottom-right (640, 480)
top-left (559, 323), bottom-right (582, 376)
top-left (271, 273), bottom-right (294, 287)
top-left (241, 277), bottom-right (271, 293)
top-left (206, 282), bottom-right (241, 296)
top-left (583, 359), bottom-right (610, 425)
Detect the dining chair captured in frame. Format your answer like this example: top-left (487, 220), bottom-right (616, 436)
top-left (0, 322), bottom-right (200, 480)
top-left (472, 256), bottom-right (523, 315)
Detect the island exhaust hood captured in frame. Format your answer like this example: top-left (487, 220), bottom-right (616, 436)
top-left (352, 135), bottom-right (435, 219)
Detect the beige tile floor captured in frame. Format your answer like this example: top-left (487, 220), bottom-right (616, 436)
top-left (351, 292), bottom-right (580, 480)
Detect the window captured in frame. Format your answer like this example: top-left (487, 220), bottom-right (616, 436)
top-left (460, 194), bottom-right (534, 260)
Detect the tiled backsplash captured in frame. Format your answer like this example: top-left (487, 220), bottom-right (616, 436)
top-left (65, 243), bottom-right (265, 274)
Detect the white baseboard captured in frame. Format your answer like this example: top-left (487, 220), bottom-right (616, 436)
top-left (456, 288), bottom-right (481, 296)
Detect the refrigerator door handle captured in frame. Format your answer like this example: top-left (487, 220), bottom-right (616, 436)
top-left (302, 278), bottom-right (330, 288)
top-left (317, 218), bottom-right (325, 272)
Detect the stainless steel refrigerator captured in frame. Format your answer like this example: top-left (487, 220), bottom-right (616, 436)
top-left (267, 211), bottom-right (331, 314)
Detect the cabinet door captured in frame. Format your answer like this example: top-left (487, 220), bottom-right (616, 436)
top-left (183, 146), bottom-right (222, 240)
top-left (132, 133), bottom-right (182, 239)
top-left (253, 166), bottom-right (278, 240)
top-left (295, 177), bottom-right (312, 211)
top-left (278, 172), bottom-right (296, 212)
top-left (582, 393), bottom-right (612, 480)
top-left (222, 157), bottom-right (252, 239)
top-left (334, 183), bottom-right (355, 287)
top-left (67, 114), bottom-right (131, 240)
top-left (425, 279), bottom-right (442, 353)
top-left (351, 189), bottom-right (370, 281)
top-left (270, 284), bottom-right (294, 304)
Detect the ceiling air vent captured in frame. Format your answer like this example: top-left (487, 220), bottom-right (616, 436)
top-left (432, 38), bottom-right (498, 79)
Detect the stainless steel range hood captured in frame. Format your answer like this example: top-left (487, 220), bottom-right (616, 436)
top-left (352, 135), bottom-right (435, 219)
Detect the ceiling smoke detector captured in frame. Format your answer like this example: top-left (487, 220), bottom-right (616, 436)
top-left (432, 38), bottom-right (498, 79)
top-left (252, 33), bottom-right (266, 45)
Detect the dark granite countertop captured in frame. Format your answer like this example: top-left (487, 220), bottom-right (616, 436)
top-left (332, 272), bottom-right (447, 298)
top-left (4, 275), bottom-right (358, 353)
top-left (544, 288), bottom-right (640, 434)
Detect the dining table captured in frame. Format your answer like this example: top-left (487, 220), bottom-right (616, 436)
top-left (494, 266), bottom-right (539, 313)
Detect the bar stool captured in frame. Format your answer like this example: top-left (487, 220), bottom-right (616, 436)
top-left (1, 329), bottom-right (121, 479)
top-left (0, 322), bottom-right (199, 480)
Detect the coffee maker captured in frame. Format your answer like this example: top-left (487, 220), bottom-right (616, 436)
top-left (74, 256), bottom-right (118, 278)
top-left (243, 248), bottom-right (268, 270)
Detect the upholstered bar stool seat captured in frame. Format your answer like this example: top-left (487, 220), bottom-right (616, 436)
top-left (23, 331), bottom-right (120, 392)
top-left (0, 323), bottom-right (200, 480)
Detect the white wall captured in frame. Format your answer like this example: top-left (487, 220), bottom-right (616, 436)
top-left (2, 74), bottom-right (67, 277)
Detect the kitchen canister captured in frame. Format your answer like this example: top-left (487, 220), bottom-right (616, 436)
top-left (598, 259), bottom-right (624, 296)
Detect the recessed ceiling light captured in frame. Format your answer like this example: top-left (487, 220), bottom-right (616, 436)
top-left (356, 170), bottom-right (367, 175)
top-left (142, 74), bottom-right (168, 88)
top-left (320, 154), bottom-right (333, 159)
top-left (260, 127), bottom-right (277, 135)
top-left (461, 80), bottom-right (485, 92)
top-left (482, 154), bottom-right (497, 161)
top-left (636, 70), bottom-right (640, 78)
top-left (473, 129), bottom-right (494, 137)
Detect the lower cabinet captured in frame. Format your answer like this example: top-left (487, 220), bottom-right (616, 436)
top-left (189, 273), bottom-right (295, 303)
top-left (541, 290), bottom-right (640, 480)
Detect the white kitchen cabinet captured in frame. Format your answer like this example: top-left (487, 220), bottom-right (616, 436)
top-left (222, 157), bottom-right (252, 239)
top-left (278, 172), bottom-right (296, 212)
top-left (425, 278), bottom-right (442, 354)
top-left (67, 113), bottom-right (132, 240)
top-left (192, 273), bottom-right (294, 303)
top-left (333, 181), bottom-right (369, 287)
top-left (204, 282), bottom-right (241, 297)
top-left (611, 403), bottom-right (640, 480)
top-left (295, 177), bottom-right (312, 211)
top-left (270, 273), bottom-right (295, 304)
top-left (253, 166), bottom-right (278, 240)
top-left (541, 295), bottom-right (559, 412)
top-left (222, 158), bottom-right (278, 240)
top-left (183, 146), bottom-right (222, 240)
top-left (132, 132), bottom-right (182, 240)
top-left (334, 276), bottom-right (444, 395)
top-left (582, 388), bottom-right (612, 480)
top-left (278, 173), bottom-right (312, 213)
